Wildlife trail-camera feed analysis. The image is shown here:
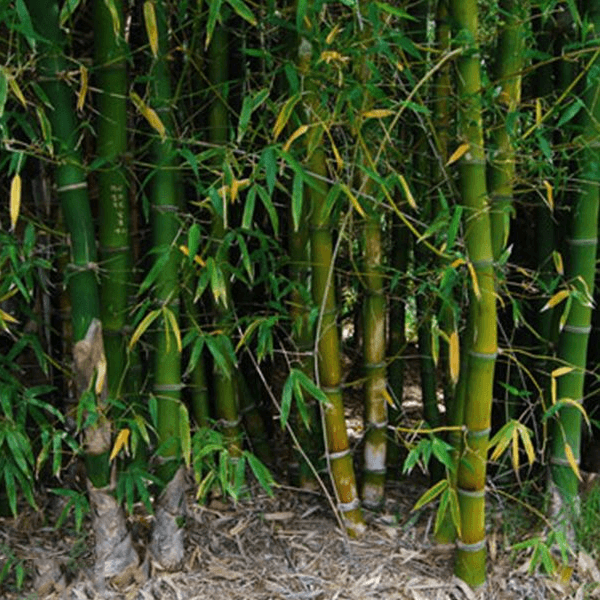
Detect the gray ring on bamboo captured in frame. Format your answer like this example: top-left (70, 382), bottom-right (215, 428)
top-left (490, 194), bottom-right (513, 203)
top-left (67, 262), bottom-right (98, 272)
top-left (470, 258), bottom-right (494, 268)
top-left (364, 468), bottom-right (386, 475)
top-left (310, 225), bottom-right (331, 232)
top-left (457, 487), bottom-right (485, 498)
top-left (57, 181), bottom-right (88, 192)
top-left (367, 420), bottom-right (388, 430)
top-left (466, 427), bottom-right (491, 439)
top-left (153, 383), bottom-right (185, 392)
top-left (328, 448), bottom-right (351, 460)
top-left (364, 362), bottom-right (387, 370)
top-left (468, 349), bottom-right (498, 361)
top-left (563, 324), bottom-right (592, 334)
top-left (461, 158), bottom-right (486, 166)
top-left (567, 237), bottom-right (597, 246)
top-left (190, 385), bottom-right (209, 393)
top-left (549, 456), bottom-right (580, 467)
top-left (221, 417), bottom-right (242, 428)
top-left (152, 204), bottom-right (179, 213)
top-left (338, 498), bottom-right (360, 512)
top-left (456, 538), bottom-right (486, 552)
top-left (100, 245), bottom-right (130, 254)
top-left (321, 386), bottom-right (341, 394)
top-left (239, 402), bottom-right (257, 415)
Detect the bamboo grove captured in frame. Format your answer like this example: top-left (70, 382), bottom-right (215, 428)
top-left (1, 0), bottom-right (600, 590)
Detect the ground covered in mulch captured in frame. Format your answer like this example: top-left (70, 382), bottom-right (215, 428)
top-left (2, 478), bottom-right (600, 600)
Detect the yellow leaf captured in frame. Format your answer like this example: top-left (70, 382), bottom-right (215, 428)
top-left (543, 179), bottom-right (553, 211)
top-left (179, 244), bottom-right (206, 267)
top-left (129, 309), bottom-right (160, 350)
top-left (535, 98), bottom-right (542, 124)
top-left (552, 250), bottom-right (564, 276)
top-left (557, 398), bottom-right (590, 429)
top-left (382, 386), bottom-right (395, 408)
top-left (517, 424), bottom-right (536, 465)
top-left (109, 428), bottom-right (130, 462)
top-left (143, 1), bottom-right (159, 58)
top-left (330, 136), bottom-right (343, 171)
top-left (273, 94), bottom-right (300, 141)
top-left (283, 124), bottom-right (309, 152)
top-left (319, 50), bottom-right (349, 65)
top-left (340, 183), bottom-right (366, 218)
top-left (77, 65), bottom-right (88, 112)
top-left (551, 375), bottom-right (557, 405)
top-left (398, 174), bottom-right (417, 210)
top-left (163, 306), bottom-right (182, 353)
top-left (130, 91), bottom-right (166, 141)
top-left (362, 108), bottom-right (395, 119)
top-left (451, 257), bottom-right (466, 269)
top-left (325, 23), bottom-right (341, 45)
top-left (552, 366), bottom-right (574, 378)
top-left (541, 289), bottom-right (570, 312)
top-left (467, 261), bottom-right (481, 299)
top-left (489, 424), bottom-right (513, 462)
top-left (8, 77), bottom-right (26, 108)
top-left (446, 143), bottom-right (469, 166)
top-left (95, 353), bottom-right (107, 395)
top-left (10, 173), bottom-right (21, 231)
top-left (0, 307), bottom-right (19, 328)
top-left (564, 443), bottom-right (582, 482)
top-left (511, 429), bottom-right (520, 473)
top-left (449, 329), bottom-right (460, 385)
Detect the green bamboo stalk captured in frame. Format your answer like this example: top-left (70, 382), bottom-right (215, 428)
top-left (149, 0), bottom-right (182, 475)
top-left (94, 0), bottom-right (131, 402)
top-left (26, 0), bottom-right (106, 487)
top-left (549, 2), bottom-right (600, 511)
top-left (450, 0), bottom-right (498, 587)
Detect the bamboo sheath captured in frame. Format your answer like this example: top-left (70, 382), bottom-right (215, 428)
top-left (450, 0), bottom-right (498, 587)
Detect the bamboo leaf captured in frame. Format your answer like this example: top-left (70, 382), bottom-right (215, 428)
top-left (163, 307), bottom-right (182, 353)
top-left (446, 143), bottom-right (469, 166)
top-left (76, 65), bottom-right (88, 112)
top-left (109, 428), bottom-right (130, 461)
top-left (283, 124), bottom-right (309, 152)
top-left (180, 404), bottom-right (191, 467)
top-left (541, 289), bottom-right (570, 312)
top-left (225, 0), bottom-right (257, 26)
top-left (362, 108), bottom-right (395, 119)
top-left (552, 251), bottom-right (564, 276)
top-left (449, 486), bottom-right (461, 537)
top-left (143, 1), bottom-right (159, 58)
top-left (10, 173), bottom-right (21, 231)
top-left (36, 107), bottom-right (53, 155)
top-left (237, 95), bottom-right (253, 143)
top-left (412, 478), bottom-right (448, 512)
top-left (273, 94), bottom-right (301, 140)
top-left (129, 309), bottom-right (160, 350)
top-left (489, 421), bottom-right (514, 462)
top-left (556, 398), bottom-right (590, 429)
top-left (552, 366), bottom-right (574, 379)
top-left (449, 329), bottom-right (460, 384)
top-left (557, 97), bottom-right (584, 128)
top-left (564, 443), bottom-right (582, 482)
top-left (291, 171), bottom-right (303, 232)
top-left (559, 295), bottom-right (572, 332)
top-left (535, 98), bottom-right (542, 124)
top-left (102, 0), bottom-right (121, 37)
top-left (0, 70), bottom-right (7, 118)
top-left (543, 179), bottom-right (553, 211)
top-left (235, 318), bottom-right (262, 352)
top-left (246, 452), bottom-right (275, 496)
top-left (398, 174), bottom-right (417, 210)
top-left (130, 91), bottom-right (166, 141)
top-left (467, 261), bottom-right (481, 299)
top-left (205, 0), bottom-right (223, 48)
top-left (340, 183), bottom-right (366, 217)
top-left (516, 424), bottom-right (536, 466)
top-left (8, 76), bottom-right (26, 108)
top-left (511, 428), bottom-right (520, 473)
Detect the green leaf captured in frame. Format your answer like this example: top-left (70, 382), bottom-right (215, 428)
top-left (281, 373), bottom-right (294, 428)
top-left (205, 0), bottom-right (223, 48)
top-left (225, 0), bottom-right (257, 26)
top-left (242, 185), bottom-right (257, 229)
top-left (188, 223), bottom-right (201, 260)
top-left (291, 171), bottom-right (303, 233)
top-left (412, 478), bottom-right (448, 512)
top-left (237, 95), bottom-right (253, 143)
top-left (256, 184), bottom-right (279, 235)
top-left (180, 403), bottom-right (191, 467)
top-left (0, 70), bottom-right (7, 119)
top-left (246, 452), bottom-right (275, 496)
top-left (261, 147), bottom-right (277, 195)
top-left (557, 98), bottom-right (584, 128)
top-left (59, 0), bottom-right (82, 25)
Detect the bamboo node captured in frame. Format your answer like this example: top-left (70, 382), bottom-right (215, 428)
top-left (220, 417), bottom-right (242, 428)
top-left (563, 324), bottom-right (592, 335)
top-left (567, 237), bottom-right (597, 247)
top-left (366, 420), bottom-right (388, 430)
top-left (468, 349), bottom-right (497, 361)
top-left (322, 386), bottom-right (341, 394)
top-left (57, 181), bottom-right (88, 193)
top-left (328, 448), bottom-right (352, 461)
top-left (457, 487), bottom-right (485, 498)
top-left (466, 427), bottom-right (491, 439)
top-left (550, 456), bottom-right (580, 467)
top-left (338, 498), bottom-right (360, 512)
top-left (153, 383), bottom-right (185, 392)
top-left (456, 538), bottom-right (486, 552)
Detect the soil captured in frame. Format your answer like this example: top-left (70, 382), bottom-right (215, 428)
top-left (1, 351), bottom-right (600, 599)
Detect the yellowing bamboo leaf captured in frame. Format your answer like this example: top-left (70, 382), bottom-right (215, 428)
top-left (517, 424), bottom-right (536, 465)
top-left (362, 108), bottom-right (395, 119)
top-left (103, 0), bottom-right (121, 37)
top-left (235, 318), bottom-right (262, 352)
top-left (326, 23), bottom-right (341, 45)
top-left (559, 296), bottom-right (571, 332)
top-left (10, 173), bottom-right (21, 231)
top-left (163, 306), bottom-right (182, 353)
top-left (8, 77), bottom-right (26, 108)
top-left (178, 244), bottom-right (206, 267)
top-left (467, 261), bottom-right (481, 299)
top-left (95, 353), bottom-right (107, 395)
top-left (231, 178), bottom-right (240, 203)
top-left (319, 50), bottom-right (349, 65)
top-left (143, 1), bottom-right (159, 58)
top-left (446, 143), bottom-right (469, 166)
top-left (412, 478), bottom-right (448, 512)
top-left (535, 98), bottom-right (542, 124)
top-left (451, 257), bottom-right (466, 269)
top-left (543, 179), bottom-right (553, 211)
top-left (77, 65), bottom-right (88, 112)
top-left (489, 422), bottom-right (513, 462)
top-left (564, 443), bottom-right (582, 482)
top-left (541, 289), bottom-right (570, 312)
top-left (129, 309), bottom-right (160, 350)
top-left (273, 94), bottom-right (300, 141)
top-left (431, 327), bottom-right (439, 367)
top-left (449, 329), bottom-right (460, 385)
top-left (557, 398), bottom-right (590, 428)
top-left (109, 428), bottom-right (130, 461)
top-left (551, 375), bottom-right (557, 405)
top-left (552, 366), bottom-right (574, 379)
top-left (0, 308), bottom-right (19, 328)
top-left (511, 429), bottom-right (520, 473)
top-left (398, 174), bottom-right (417, 210)
top-left (329, 134), bottom-right (343, 171)
top-left (552, 250), bottom-right (564, 276)
top-left (382, 386), bottom-right (395, 408)
top-left (283, 124), bottom-right (309, 152)
top-left (340, 183), bottom-right (366, 218)
top-left (130, 91), bottom-right (166, 141)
